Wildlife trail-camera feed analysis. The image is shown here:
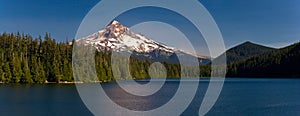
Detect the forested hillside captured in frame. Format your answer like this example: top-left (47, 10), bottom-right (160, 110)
top-left (0, 32), bottom-right (73, 83)
top-left (216, 41), bottom-right (276, 64)
top-left (0, 32), bottom-right (205, 83)
top-left (227, 42), bottom-right (300, 77)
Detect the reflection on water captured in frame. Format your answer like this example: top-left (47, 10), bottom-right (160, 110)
top-left (102, 79), bottom-right (181, 111)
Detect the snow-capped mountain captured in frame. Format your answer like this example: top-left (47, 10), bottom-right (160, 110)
top-left (77, 20), bottom-right (175, 53)
top-left (76, 20), bottom-right (210, 64)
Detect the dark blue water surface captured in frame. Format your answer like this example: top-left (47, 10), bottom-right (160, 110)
top-left (0, 78), bottom-right (299, 116)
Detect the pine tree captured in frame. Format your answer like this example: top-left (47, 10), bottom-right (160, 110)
top-left (53, 63), bottom-right (61, 83)
top-left (38, 59), bottom-right (46, 83)
top-left (11, 54), bottom-right (22, 83)
top-left (21, 59), bottom-right (33, 83)
top-left (0, 64), bottom-right (4, 82)
top-left (3, 62), bottom-right (12, 83)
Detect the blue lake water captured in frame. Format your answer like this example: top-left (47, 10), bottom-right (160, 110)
top-left (0, 78), bottom-right (299, 116)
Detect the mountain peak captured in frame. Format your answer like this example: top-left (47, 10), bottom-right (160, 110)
top-left (240, 41), bottom-right (276, 50)
top-left (243, 41), bottom-right (253, 44)
top-left (242, 41), bottom-right (258, 45)
top-left (103, 20), bottom-right (129, 39)
top-left (76, 20), bottom-right (210, 64)
top-left (108, 20), bottom-right (122, 26)
top-left (78, 20), bottom-right (175, 53)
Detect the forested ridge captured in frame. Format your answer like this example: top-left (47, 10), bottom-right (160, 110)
top-left (227, 42), bottom-right (300, 77)
top-left (218, 41), bottom-right (276, 64)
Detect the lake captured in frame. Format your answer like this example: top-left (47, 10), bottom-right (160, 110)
top-left (0, 78), bottom-right (299, 116)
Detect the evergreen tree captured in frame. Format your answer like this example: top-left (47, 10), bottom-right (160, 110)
top-left (11, 55), bottom-right (22, 83)
top-left (0, 64), bottom-right (4, 82)
top-left (3, 62), bottom-right (12, 83)
top-left (21, 59), bottom-right (33, 83)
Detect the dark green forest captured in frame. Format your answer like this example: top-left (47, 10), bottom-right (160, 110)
top-left (0, 32), bottom-right (73, 83)
top-left (227, 42), bottom-right (300, 77)
top-left (0, 32), bottom-right (299, 83)
top-left (216, 41), bottom-right (276, 64)
top-left (0, 32), bottom-right (208, 83)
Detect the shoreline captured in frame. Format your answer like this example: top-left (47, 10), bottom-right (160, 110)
top-left (1, 77), bottom-right (300, 85)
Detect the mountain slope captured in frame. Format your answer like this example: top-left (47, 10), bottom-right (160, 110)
top-left (77, 20), bottom-right (210, 64)
top-left (227, 42), bottom-right (300, 77)
top-left (216, 41), bottom-right (276, 64)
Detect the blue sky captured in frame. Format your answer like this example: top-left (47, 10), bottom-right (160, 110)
top-left (1, 0), bottom-right (300, 53)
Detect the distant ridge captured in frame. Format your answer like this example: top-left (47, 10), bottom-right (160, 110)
top-left (215, 41), bottom-right (276, 64)
top-left (227, 42), bottom-right (300, 77)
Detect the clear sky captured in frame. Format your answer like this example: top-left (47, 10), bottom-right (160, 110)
top-left (1, 0), bottom-right (300, 53)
